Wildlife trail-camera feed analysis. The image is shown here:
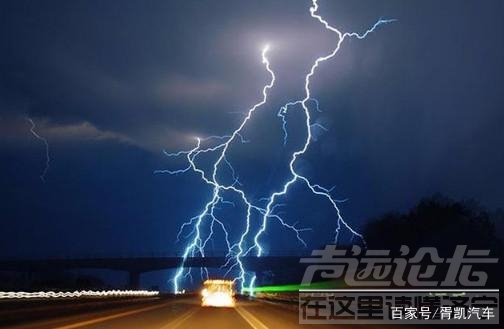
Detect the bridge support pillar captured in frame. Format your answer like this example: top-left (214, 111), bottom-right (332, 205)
top-left (254, 271), bottom-right (265, 286)
top-left (128, 270), bottom-right (141, 289)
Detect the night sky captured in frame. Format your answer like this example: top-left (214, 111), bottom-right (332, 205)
top-left (1, 0), bottom-right (503, 263)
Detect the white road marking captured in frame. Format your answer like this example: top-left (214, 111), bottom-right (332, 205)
top-left (52, 302), bottom-right (171, 329)
top-left (159, 308), bottom-right (197, 329)
top-left (235, 306), bottom-right (270, 329)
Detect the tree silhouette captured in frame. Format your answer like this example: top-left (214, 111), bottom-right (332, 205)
top-left (364, 194), bottom-right (501, 257)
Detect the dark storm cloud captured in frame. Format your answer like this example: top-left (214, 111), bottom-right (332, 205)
top-left (0, 0), bottom-right (503, 263)
top-left (0, 0), bottom-right (333, 149)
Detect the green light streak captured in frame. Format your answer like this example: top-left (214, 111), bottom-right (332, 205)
top-left (242, 280), bottom-right (346, 293)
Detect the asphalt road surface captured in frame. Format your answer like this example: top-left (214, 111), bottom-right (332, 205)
top-left (2, 297), bottom-right (346, 329)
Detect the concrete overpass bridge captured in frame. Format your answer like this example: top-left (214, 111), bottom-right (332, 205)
top-left (0, 255), bottom-right (306, 288)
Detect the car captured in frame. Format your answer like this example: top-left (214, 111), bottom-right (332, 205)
top-left (201, 279), bottom-right (235, 307)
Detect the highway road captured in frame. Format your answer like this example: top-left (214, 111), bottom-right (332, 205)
top-left (1, 297), bottom-right (344, 329)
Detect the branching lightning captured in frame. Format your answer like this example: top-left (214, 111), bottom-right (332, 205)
top-left (156, 0), bottom-right (395, 294)
top-left (26, 117), bottom-right (50, 182)
top-left (254, 1), bottom-right (396, 258)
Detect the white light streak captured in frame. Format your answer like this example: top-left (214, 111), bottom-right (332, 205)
top-left (0, 290), bottom-right (159, 300)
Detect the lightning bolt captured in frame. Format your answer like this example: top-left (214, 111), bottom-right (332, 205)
top-left (157, 0), bottom-right (395, 294)
top-left (254, 1), bottom-right (396, 256)
top-left (26, 117), bottom-right (50, 182)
